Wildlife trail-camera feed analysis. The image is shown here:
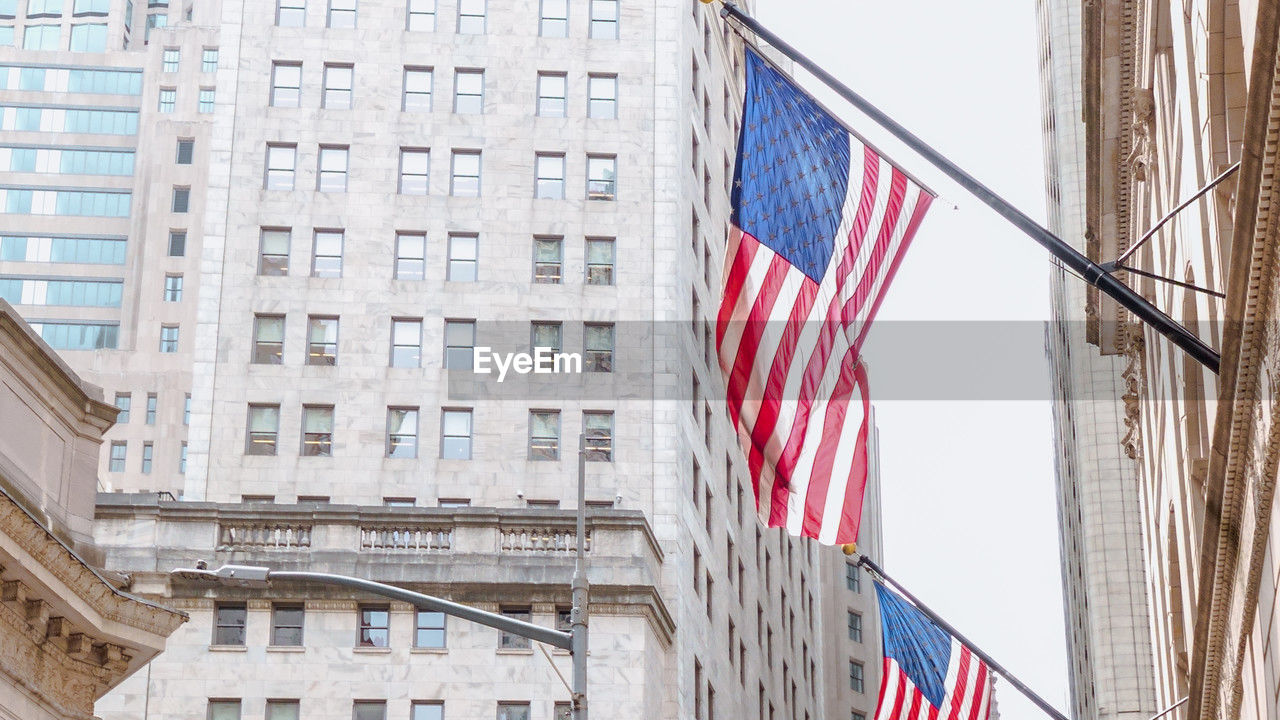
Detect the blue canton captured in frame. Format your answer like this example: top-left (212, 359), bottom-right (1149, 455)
top-left (876, 581), bottom-right (953, 709)
top-left (732, 49), bottom-right (852, 283)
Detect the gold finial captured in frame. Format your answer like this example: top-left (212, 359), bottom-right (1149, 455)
top-left (841, 543), bottom-right (858, 556)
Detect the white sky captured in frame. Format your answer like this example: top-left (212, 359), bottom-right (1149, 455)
top-left (751, 0), bottom-right (1071, 717)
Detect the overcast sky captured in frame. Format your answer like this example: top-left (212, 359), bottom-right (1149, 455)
top-left (751, 0), bottom-right (1071, 716)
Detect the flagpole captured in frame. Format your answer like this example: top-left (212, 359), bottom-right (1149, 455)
top-left (851, 552), bottom-right (1070, 720)
top-left (715, 1), bottom-right (1222, 375)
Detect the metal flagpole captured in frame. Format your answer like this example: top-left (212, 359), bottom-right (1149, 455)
top-left (851, 552), bottom-right (1070, 720)
top-left (715, 0), bottom-right (1222, 375)
top-left (571, 433), bottom-right (589, 720)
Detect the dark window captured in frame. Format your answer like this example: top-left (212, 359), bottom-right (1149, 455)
top-left (271, 605), bottom-right (304, 646)
top-left (176, 138), bottom-right (194, 164)
top-left (172, 186), bottom-right (190, 212)
top-left (415, 610), bottom-right (445, 648)
top-left (358, 605), bottom-right (389, 647)
top-left (499, 607), bottom-right (531, 649)
top-left (213, 603), bottom-right (247, 645)
top-left (168, 230), bottom-right (186, 257)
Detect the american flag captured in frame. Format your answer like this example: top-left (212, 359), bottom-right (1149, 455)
top-left (875, 582), bottom-right (993, 720)
top-left (718, 49), bottom-right (935, 544)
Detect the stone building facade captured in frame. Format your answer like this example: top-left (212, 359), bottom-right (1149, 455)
top-left (0, 0), bottom-right (886, 718)
top-left (0, 299), bottom-right (185, 720)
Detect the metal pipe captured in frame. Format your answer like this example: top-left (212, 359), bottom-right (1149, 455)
top-left (718, 1), bottom-right (1221, 374)
top-left (1145, 696), bottom-right (1188, 720)
top-left (1115, 162), bottom-right (1240, 265)
top-left (855, 555), bottom-right (1070, 720)
top-left (571, 433), bottom-right (590, 720)
top-left (1112, 263), bottom-right (1226, 299)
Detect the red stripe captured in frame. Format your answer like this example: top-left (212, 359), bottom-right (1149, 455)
top-left (724, 254), bottom-right (792, 436)
top-left (946, 647), bottom-right (972, 720)
top-left (841, 168), bottom-right (909, 328)
top-left (799, 348), bottom-right (861, 537)
top-left (889, 671), bottom-right (909, 720)
top-left (967, 661), bottom-right (990, 720)
top-left (849, 191), bottom-right (934, 355)
top-left (716, 227), bottom-right (753, 352)
top-left (875, 658), bottom-right (893, 719)
top-left (833, 362), bottom-right (871, 544)
top-left (906, 689), bottom-right (924, 720)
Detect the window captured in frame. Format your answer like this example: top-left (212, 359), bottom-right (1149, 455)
top-left (358, 605), bottom-right (389, 647)
top-left (585, 237), bottom-right (614, 285)
top-left (498, 608), bottom-right (530, 649)
top-left (180, 442), bottom-right (187, 473)
top-left (302, 405), bottom-right (334, 455)
top-left (307, 315), bottom-right (338, 365)
top-left (172, 186), bottom-right (190, 212)
top-left (399, 148), bottom-right (429, 194)
top-left (327, 0), bottom-right (355, 27)
top-left (246, 404), bottom-right (280, 455)
top-left (162, 48), bottom-right (179, 72)
top-left (444, 320), bottom-right (474, 369)
top-left (446, 234), bottom-right (477, 281)
top-left (312, 230), bottom-right (343, 277)
top-left (587, 154), bottom-right (616, 199)
top-left (456, 0), bottom-right (484, 33)
top-left (453, 69), bottom-right (483, 114)
top-left (252, 314), bottom-right (285, 364)
top-left (529, 410), bottom-right (559, 460)
top-left (412, 703), bottom-right (444, 720)
top-left (158, 88), bottom-right (176, 113)
top-left (531, 321), bottom-right (561, 353)
top-left (450, 150), bottom-right (480, 196)
top-left (202, 48), bottom-right (219, 72)
top-left (145, 393), bottom-right (157, 424)
top-left (113, 392), bottom-right (131, 423)
top-left (583, 411), bottom-right (613, 461)
top-left (390, 318), bottom-right (422, 367)
top-left (22, 24), bottom-right (60, 50)
top-left (554, 703), bottom-right (571, 720)
top-left (68, 22), bottom-right (106, 51)
top-left (386, 407), bottom-right (418, 458)
top-left (403, 67), bottom-right (432, 110)
top-left (852, 714), bottom-right (866, 720)
top-left (259, 228), bottom-right (290, 275)
top-left (271, 62), bottom-right (302, 107)
top-left (209, 701), bottom-right (242, 720)
top-left (265, 144), bottom-right (296, 189)
top-left (266, 701), bottom-right (301, 720)
top-left (441, 409), bottom-right (472, 459)
top-left (199, 88), bottom-right (215, 113)
top-left (845, 563), bottom-right (860, 593)
top-left (847, 611), bottom-right (862, 642)
top-left (849, 661), bottom-right (864, 693)
top-left (269, 605), bottom-right (304, 646)
top-left (537, 72), bottom-right (566, 117)
top-left (323, 64), bottom-right (353, 108)
top-left (276, 0), bottom-right (305, 26)
top-left (589, 0), bottom-right (617, 38)
top-left (533, 236), bottom-right (562, 283)
top-left (415, 610), bottom-right (445, 648)
top-left (317, 145), bottom-right (349, 192)
top-left (108, 441), bottom-right (126, 471)
top-left (539, 0), bottom-right (567, 37)
top-left (584, 323), bottom-right (613, 372)
top-left (213, 603), bottom-right (247, 645)
top-left (176, 138), bottom-right (194, 164)
top-left (588, 74), bottom-right (617, 118)
top-left (184, 394), bottom-right (191, 425)
top-left (497, 703), bottom-right (530, 720)
top-left (395, 232), bottom-right (425, 280)
top-left (535, 153), bottom-right (565, 198)
top-left (406, 0), bottom-right (434, 30)
top-left (73, 0), bottom-right (110, 15)
top-left (159, 324), bottom-right (179, 352)
top-left (353, 702), bottom-right (386, 720)
top-left (438, 498), bottom-right (470, 508)
top-left (166, 230), bottom-right (186, 257)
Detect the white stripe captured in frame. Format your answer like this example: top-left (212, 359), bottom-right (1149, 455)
top-left (719, 244), bottom-right (777, 373)
top-left (817, 371), bottom-right (867, 543)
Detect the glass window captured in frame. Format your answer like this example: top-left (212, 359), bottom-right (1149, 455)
top-left (266, 700), bottom-right (301, 720)
top-left (209, 700), bottom-right (242, 720)
top-left (302, 404), bottom-right (334, 456)
top-left (159, 324), bottom-right (179, 352)
top-left (402, 67), bottom-right (432, 111)
top-left (312, 230), bottom-right (343, 277)
top-left (588, 74), bottom-right (617, 118)
top-left (145, 392), bottom-right (157, 424)
top-left (498, 704), bottom-right (530, 720)
top-left (446, 234), bottom-right (477, 281)
top-left (847, 611), bottom-right (862, 642)
top-left (453, 69), bottom-right (483, 114)
top-left (144, 11), bottom-right (167, 42)
top-left (108, 441), bottom-right (126, 471)
top-left (443, 320), bottom-right (474, 369)
top-left (529, 410), bottom-right (559, 461)
top-left (265, 144), bottom-right (296, 189)
top-left (414, 610), bottom-right (445, 648)
top-left (198, 87), bottom-right (215, 113)
top-left (213, 603), bottom-right (247, 645)
top-left (246, 404), bottom-right (280, 455)
top-left (184, 394), bottom-right (191, 425)
top-left (498, 609), bottom-right (530, 649)
top-left (172, 186), bottom-right (190, 212)
top-left (440, 408), bottom-right (472, 460)
top-left (179, 441), bottom-right (188, 473)
top-left (395, 232), bottom-right (425, 280)
top-left (318, 145), bottom-right (348, 192)
top-left (276, 0), bottom-right (305, 26)
top-left (307, 315), bottom-right (338, 365)
top-left (530, 321), bottom-right (561, 354)
top-left (554, 703), bottom-right (571, 720)
top-left (846, 563), bottom-right (860, 592)
top-left (323, 64), bottom-right (353, 108)
top-left (456, 0), bottom-right (483, 33)
top-left (412, 703), bottom-right (444, 720)
top-left (168, 230), bottom-right (186, 257)
top-left (390, 318), bottom-right (422, 368)
top-left (399, 148), bottom-right (429, 194)
top-left (158, 88), bottom-right (176, 113)
top-left (537, 72), bottom-right (566, 117)
top-left (386, 407), bottom-right (418, 458)
top-left (259, 228), bottom-right (290, 275)
top-left (202, 48), bottom-right (218, 72)
top-left (252, 314), bottom-right (285, 364)
top-left (583, 410), bottom-right (612, 461)
top-left (162, 47), bottom-right (179, 72)
top-left (68, 23), bottom-right (107, 51)
top-left (406, 0), bottom-right (434, 30)
top-left (23, 25), bottom-right (61, 50)
top-left (271, 62), bottom-right (302, 107)
top-left (327, 0), bottom-right (355, 27)
top-left (113, 392), bottom-right (131, 423)
top-left (140, 441), bottom-right (153, 473)
top-left (585, 237), bottom-right (614, 285)
top-left (353, 702), bottom-right (386, 720)
top-left (176, 138), bottom-right (194, 164)
top-left (539, 0), bottom-right (567, 37)
top-left (163, 274), bottom-right (183, 301)
top-left (450, 150), bottom-right (480, 197)
top-left (589, 0), bottom-right (617, 39)
top-left (587, 154), bottom-right (616, 199)
top-left (533, 236), bottom-right (562, 283)
top-left (73, 0), bottom-right (111, 15)
top-left (584, 323), bottom-right (613, 372)
top-left (849, 661), bottom-right (864, 693)
top-left (535, 153), bottom-right (564, 199)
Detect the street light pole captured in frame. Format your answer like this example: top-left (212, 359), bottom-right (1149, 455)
top-left (570, 433), bottom-right (590, 720)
